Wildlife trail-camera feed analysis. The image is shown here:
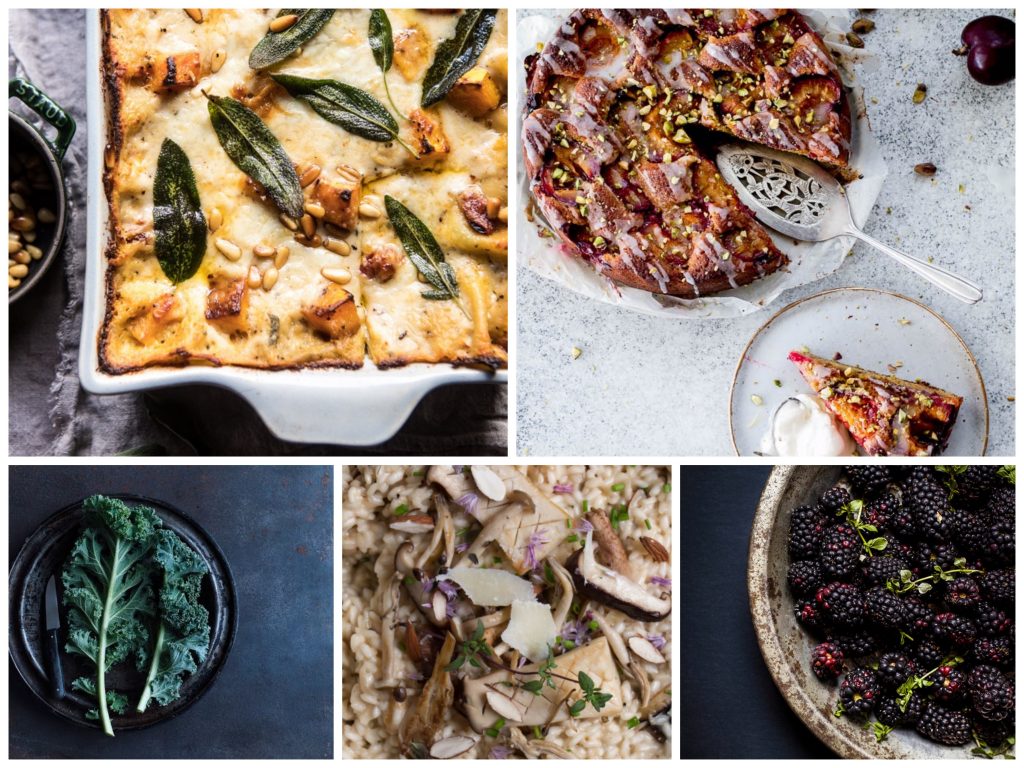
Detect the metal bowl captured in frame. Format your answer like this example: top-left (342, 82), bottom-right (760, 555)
top-left (747, 465), bottom-right (980, 758)
top-left (8, 78), bottom-right (75, 304)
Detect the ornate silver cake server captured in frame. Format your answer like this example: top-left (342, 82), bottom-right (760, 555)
top-left (716, 144), bottom-right (982, 304)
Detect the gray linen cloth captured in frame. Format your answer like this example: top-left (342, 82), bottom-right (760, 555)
top-left (8, 9), bottom-right (506, 455)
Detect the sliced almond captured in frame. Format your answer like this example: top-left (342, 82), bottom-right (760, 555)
top-left (431, 590), bottom-right (448, 624)
top-left (389, 513), bottom-right (435, 534)
top-left (429, 735), bottom-right (477, 759)
top-left (471, 465), bottom-right (507, 502)
top-left (486, 690), bottom-right (526, 722)
top-left (639, 536), bottom-right (670, 563)
top-left (628, 635), bottom-right (666, 665)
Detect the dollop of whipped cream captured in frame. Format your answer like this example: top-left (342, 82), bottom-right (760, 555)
top-left (759, 394), bottom-right (857, 456)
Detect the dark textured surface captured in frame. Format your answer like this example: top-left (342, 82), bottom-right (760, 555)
top-left (681, 466), bottom-right (834, 759)
top-left (8, 465), bottom-right (333, 759)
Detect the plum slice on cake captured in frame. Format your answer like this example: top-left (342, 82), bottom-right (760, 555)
top-left (787, 350), bottom-right (963, 456)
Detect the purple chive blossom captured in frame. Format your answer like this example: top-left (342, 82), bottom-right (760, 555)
top-left (455, 541), bottom-right (469, 554)
top-left (489, 746), bottom-right (513, 759)
top-left (649, 576), bottom-right (672, 588)
top-left (407, 671), bottom-right (425, 681)
top-left (574, 518), bottom-right (594, 534)
top-left (419, 575), bottom-right (435, 593)
top-left (553, 482), bottom-right (574, 494)
top-left (437, 580), bottom-right (458, 600)
top-left (524, 528), bottom-right (549, 570)
top-left (446, 599), bottom-right (457, 618)
top-left (516, 654), bottom-right (529, 669)
top-left (560, 619), bottom-right (591, 646)
top-left (647, 634), bottom-right (666, 650)
top-left (456, 492), bottom-right (479, 516)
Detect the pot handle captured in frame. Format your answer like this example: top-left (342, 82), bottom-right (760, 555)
top-left (9, 78), bottom-right (76, 160)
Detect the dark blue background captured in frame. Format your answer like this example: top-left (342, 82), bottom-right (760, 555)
top-left (8, 465), bottom-right (333, 759)
top-left (681, 466), bottom-right (834, 759)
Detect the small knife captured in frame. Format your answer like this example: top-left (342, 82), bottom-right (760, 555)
top-left (44, 575), bottom-right (65, 700)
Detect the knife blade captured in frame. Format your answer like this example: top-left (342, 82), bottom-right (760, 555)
top-left (44, 575), bottom-right (66, 700)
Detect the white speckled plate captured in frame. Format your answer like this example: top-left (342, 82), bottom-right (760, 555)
top-left (729, 287), bottom-right (988, 456)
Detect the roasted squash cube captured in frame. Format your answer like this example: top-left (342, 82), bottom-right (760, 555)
top-left (393, 28), bottom-right (429, 82)
top-left (407, 109), bottom-right (450, 163)
top-left (445, 67), bottom-right (501, 117)
top-left (152, 51), bottom-right (202, 92)
top-left (314, 168), bottom-right (362, 230)
top-left (205, 277), bottom-right (249, 334)
top-left (127, 293), bottom-right (184, 344)
top-left (303, 283), bottom-right (361, 339)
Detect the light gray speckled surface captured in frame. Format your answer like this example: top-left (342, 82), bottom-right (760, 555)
top-left (516, 8), bottom-right (1015, 457)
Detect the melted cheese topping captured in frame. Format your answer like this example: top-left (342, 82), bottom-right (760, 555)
top-left (101, 9), bottom-right (508, 372)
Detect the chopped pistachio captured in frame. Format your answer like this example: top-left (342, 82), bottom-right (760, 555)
top-left (913, 83), bottom-right (927, 104)
top-left (571, 346), bottom-right (583, 360)
top-left (751, 394), bottom-right (764, 406)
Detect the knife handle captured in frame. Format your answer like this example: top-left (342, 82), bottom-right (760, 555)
top-left (46, 628), bottom-right (65, 700)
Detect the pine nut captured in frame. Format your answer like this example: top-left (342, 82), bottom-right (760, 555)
top-left (8, 239), bottom-right (21, 254)
top-left (269, 13), bottom-right (298, 32)
top-left (247, 265), bottom-right (262, 289)
top-left (11, 216), bottom-right (34, 232)
top-left (304, 201), bottom-right (326, 218)
top-left (299, 164), bottom-right (321, 187)
top-left (253, 244), bottom-right (276, 258)
top-left (321, 266), bottom-right (352, 285)
top-left (324, 237), bottom-right (351, 256)
top-left (14, 250), bottom-right (31, 265)
top-left (358, 204), bottom-right (381, 219)
top-left (274, 246), bottom-right (290, 268)
top-left (9, 263), bottom-right (28, 278)
top-left (280, 213), bottom-right (299, 231)
top-left (211, 49), bottom-right (226, 73)
top-left (498, 206), bottom-right (508, 224)
top-left (10, 193), bottom-right (26, 210)
top-left (26, 244), bottom-right (42, 260)
top-left (185, 8), bottom-right (203, 23)
top-left (336, 165), bottom-right (361, 183)
top-left (486, 197), bottom-right (501, 219)
top-left (38, 208), bottom-right (56, 224)
top-left (294, 233), bottom-right (322, 248)
top-left (215, 238), bottom-right (242, 260)
top-left (208, 207), bottom-right (222, 231)
top-left (262, 266), bottom-right (279, 290)
top-left (9, 276), bottom-right (20, 289)
top-left (300, 213), bottom-right (316, 237)
top-left (23, 231), bottom-right (35, 243)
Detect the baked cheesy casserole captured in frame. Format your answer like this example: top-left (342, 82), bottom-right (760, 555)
top-left (100, 9), bottom-right (508, 371)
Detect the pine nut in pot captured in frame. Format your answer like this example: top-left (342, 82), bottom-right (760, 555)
top-left (304, 201), bottom-right (326, 219)
top-left (185, 8), bottom-right (203, 23)
top-left (299, 164), bottom-right (321, 187)
top-left (321, 266), bottom-right (351, 285)
top-left (37, 207), bottom-right (57, 224)
top-left (14, 250), bottom-right (31, 265)
top-left (10, 193), bottom-right (26, 210)
top-left (9, 263), bottom-right (29, 278)
top-left (274, 246), bottom-right (290, 268)
top-left (26, 245), bottom-right (42, 260)
top-left (215, 237), bottom-right (242, 260)
top-left (324, 237), bottom-right (351, 256)
top-left (300, 213), bottom-right (316, 237)
top-left (8, 239), bottom-right (21, 254)
top-left (358, 204), bottom-right (381, 219)
top-left (211, 49), bottom-right (226, 73)
top-left (11, 216), bottom-right (35, 233)
top-left (253, 244), bottom-right (276, 258)
top-left (279, 213), bottom-right (299, 231)
top-left (269, 13), bottom-right (298, 32)
top-left (23, 231), bottom-right (36, 243)
top-left (247, 265), bottom-right (262, 289)
top-left (9, 276), bottom-right (20, 289)
top-left (262, 266), bottom-right (279, 290)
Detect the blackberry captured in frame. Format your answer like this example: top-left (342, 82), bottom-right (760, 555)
top-left (981, 568), bottom-right (1014, 606)
top-left (907, 471), bottom-right (954, 542)
top-left (955, 510), bottom-right (991, 554)
top-left (901, 596), bottom-right (935, 636)
top-left (787, 560), bottom-right (824, 597)
top-left (828, 629), bottom-right (879, 659)
top-left (862, 556), bottom-right (907, 588)
top-left (916, 702), bottom-right (972, 745)
top-left (973, 635), bottom-right (1013, 668)
top-left (890, 502), bottom-right (918, 540)
top-left (913, 638), bottom-right (945, 669)
top-left (968, 665), bottom-right (1014, 722)
top-left (788, 504), bottom-right (828, 560)
top-left (975, 602), bottom-right (1012, 637)
top-left (947, 465), bottom-right (999, 507)
top-left (981, 518), bottom-right (1015, 565)
top-left (915, 542), bottom-right (960, 577)
top-left (862, 492), bottom-right (900, 530)
top-left (816, 582), bottom-right (866, 628)
top-left (819, 524), bottom-right (861, 578)
top-left (810, 641), bottom-right (845, 681)
top-left (945, 576), bottom-right (981, 610)
top-left (839, 667), bottom-right (879, 717)
top-left (876, 652), bottom-right (915, 690)
top-left (819, 485), bottom-right (852, 514)
top-left (795, 600), bottom-right (825, 635)
top-left (933, 665), bottom-right (968, 703)
top-left (845, 466), bottom-right (893, 498)
top-left (972, 716), bottom-right (1013, 747)
top-left (985, 484), bottom-right (1014, 525)
top-left (875, 692), bottom-right (924, 726)
top-left (864, 586), bottom-right (906, 629)
top-left (931, 612), bottom-right (978, 647)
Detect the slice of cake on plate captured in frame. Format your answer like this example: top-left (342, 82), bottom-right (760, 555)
top-left (787, 350), bottom-right (963, 456)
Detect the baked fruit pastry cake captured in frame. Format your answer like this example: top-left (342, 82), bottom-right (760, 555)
top-left (522, 9), bottom-right (851, 297)
top-left (788, 351), bottom-right (963, 456)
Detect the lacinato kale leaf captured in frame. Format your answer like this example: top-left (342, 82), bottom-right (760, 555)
top-left (137, 529), bottom-right (211, 712)
top-left (61, 496), bottom-right (161, 736)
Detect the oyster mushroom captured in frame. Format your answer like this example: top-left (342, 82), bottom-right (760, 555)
top-left (547, 557), bottom-right (575, 629)
top-left (640, 689), bottom-right (671, 743)
top-left (376, 572), bottom-right (404, 689)
top-left (629, 658), bottom-right (651, 709)
top-left (415, 495), bottom-right (452, 569)
top-left (588, 610), bottom-right (632, 673)
top-left (400, 632), bottom-right (456, 757)
top-left (565, 531), bottom-right (671, 622)
top-left (508, 727), bottom-right (574, 759)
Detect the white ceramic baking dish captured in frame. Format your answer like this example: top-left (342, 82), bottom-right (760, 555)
top-left (78, 12), bottom-right (506, 446)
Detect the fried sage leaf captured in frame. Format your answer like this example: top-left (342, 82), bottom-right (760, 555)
top-left (248, 9), bottom-right (335, 70)
top-left (384, 195), bottom-right (464, 312)
top-left (421, 10), bottom-right (498, 107)
top-left (206, 93), bottom-right (303, 219)
top-left (369, 9), bottom-right (404, 119)
top-left (153, 138), bottom-right (207, 283)
top-left (271, 73), bottom-right (418, 156)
